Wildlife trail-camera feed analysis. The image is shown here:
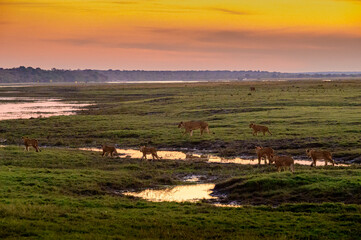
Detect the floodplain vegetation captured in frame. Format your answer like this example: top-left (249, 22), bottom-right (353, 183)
top-left (0, 79), bottom-right (361, 239)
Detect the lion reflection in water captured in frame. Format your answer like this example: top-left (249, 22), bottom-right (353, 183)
top-left (178, 121), bottom-right (211, 136)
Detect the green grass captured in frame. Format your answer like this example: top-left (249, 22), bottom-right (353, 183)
top-left (0, 146), bottom-right (361, 239)
top-left (0, 80), bottom-right (361, 239)
top-left (215, 167), bottom-right (361, 205)
top-left (0, 80), bottom-right (360, 160)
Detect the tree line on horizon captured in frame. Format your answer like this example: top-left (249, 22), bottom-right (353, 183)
top-left (0, 66), bottom-right (360, 83)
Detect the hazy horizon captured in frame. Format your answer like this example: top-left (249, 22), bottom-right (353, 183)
top-left (1, 0), bottom-right (360, 72)
top-left (1, 66), bottom-right (361, 74)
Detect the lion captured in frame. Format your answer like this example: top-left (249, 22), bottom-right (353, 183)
top-left (269, 154), bottom-right (294, 173)
top-left (178, 121), bottom-right (210, 136)
top-left (255, 146), bottom-right (274, 165)
top-left (22, 137), bottom-right (41, 152)
top-left (102, 145), bottom-right (117, 157)
top-left (250, 87), bottom-right (256, 91)
top-left (140, 146), bottom-right (160, 161)
top-left (306, 149), bottom-right (335, 166)
top-left (249, 123), bottom-right (272, 136)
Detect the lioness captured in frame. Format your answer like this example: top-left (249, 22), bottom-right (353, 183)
top-left (140, 146), bottom-right (160, 161)
top-left (255, 146), bottom-right (274, 165)
top-left (22, 137), bottom-right (40, 152)
top-left (269, 154), bottom-right (294, 173)
top-left (178, 121), bottom-right (210, 136)
top-left (249, 123), bottom-right (272, 136)
top-left (306, 149), bottom-right (335, 166)
top-left (102, 145), bottom-right (117, 157)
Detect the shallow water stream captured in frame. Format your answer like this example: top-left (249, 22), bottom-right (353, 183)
top-left (80, 147), bottom-right (349, 166)
top-left (124, 184), bottom-right (216, 203)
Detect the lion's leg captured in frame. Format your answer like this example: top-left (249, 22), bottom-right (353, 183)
top-left (312, 158), bottom-right (317, 167)
top-left (200, 129), bottom-right (204, 135)
top-left (263, 131), bottom-right (266, 136)
top-left (327, 157), bottom-right (335, 166)
top-left (277, 166), bottom-right (281, 172)
top-left (325, 159), bottom-right (328, 166)
top-left (190, 130), bottom-right (193, 136)
top-left (26, 146), bottom-right (29, 151)
top-left (34, 145), bottom-right (39, 152)
top-left (258, 155), bottom-right (261, 165)
top-left (206, 126), bottom-right (210, 134)
top-left (290, 164), bottom-right (294, 173)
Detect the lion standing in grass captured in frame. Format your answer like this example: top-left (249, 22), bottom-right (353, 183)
top-left (306, 149), bottom-right (335, 166)
top-left (269, 154), bottom-right (294, 173)
top-left (22, 137), bottom-right (41, 152)
top-left (249, 123), bottom-right (272, 136)
top-left (140, 146), bottom-right (160, 161)
top-left (178, 121), bottom-right (210, 136)
top-left (255, 146), bottom-right (274, 165)
top-left (102, 145), bottom-right (117, 157)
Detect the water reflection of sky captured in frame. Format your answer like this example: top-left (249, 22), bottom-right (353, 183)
top-left (0, 97), bottom-right (91, 120)
top-left (80, 147), bottom-right (349, 166)
top-left (124, 184), bottom-right (216, 202)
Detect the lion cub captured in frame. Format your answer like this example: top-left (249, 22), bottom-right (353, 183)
top-left (140, 146), bottom-right (160, 161)
top-left (255, 146), bottom-right (274, 165)
top-left (102, 145), bottom-right (117, 157)
top-left (269, 154), bottom-right (294, 173)
top-left (22, 137), bottom-right (41, 152)
top-left (178, 121), bottom-right (210, 136)
top-left (306, 149), bottom-right (335, 166)
top-left (249, 123), bottom-right (272, 136)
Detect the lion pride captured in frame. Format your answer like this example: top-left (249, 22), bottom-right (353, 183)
top-left (140, 146), bottom-right (160, 161)
top-left (178, 121), bottom-right (210, 136)
top-left (269, 154), bottom-right (294, 173)
top-left (249, 123), bottom-right (272, 136)
top-left (22, 137), bottom-right (41, 152)
top-left (306, 149), bottom-right (335, 166)
top-left (255, 146), bottom-right (274, 165)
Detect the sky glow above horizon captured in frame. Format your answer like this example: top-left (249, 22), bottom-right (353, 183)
top-left (0, 0), bottom-right (360, 72)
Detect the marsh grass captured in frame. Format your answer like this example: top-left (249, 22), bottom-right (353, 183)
top-left (0, 80), bottom-right (360, 160)
top-left (0, 146), bottom-right (361, 239)
top-left (1, 80), bottom-right (361, 239)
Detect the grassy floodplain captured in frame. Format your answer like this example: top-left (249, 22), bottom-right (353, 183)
top-left (0, 79), bottom-right (361, 239)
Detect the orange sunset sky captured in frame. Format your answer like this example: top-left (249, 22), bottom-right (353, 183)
top-left (0, 0), bottom-right (360, 72)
